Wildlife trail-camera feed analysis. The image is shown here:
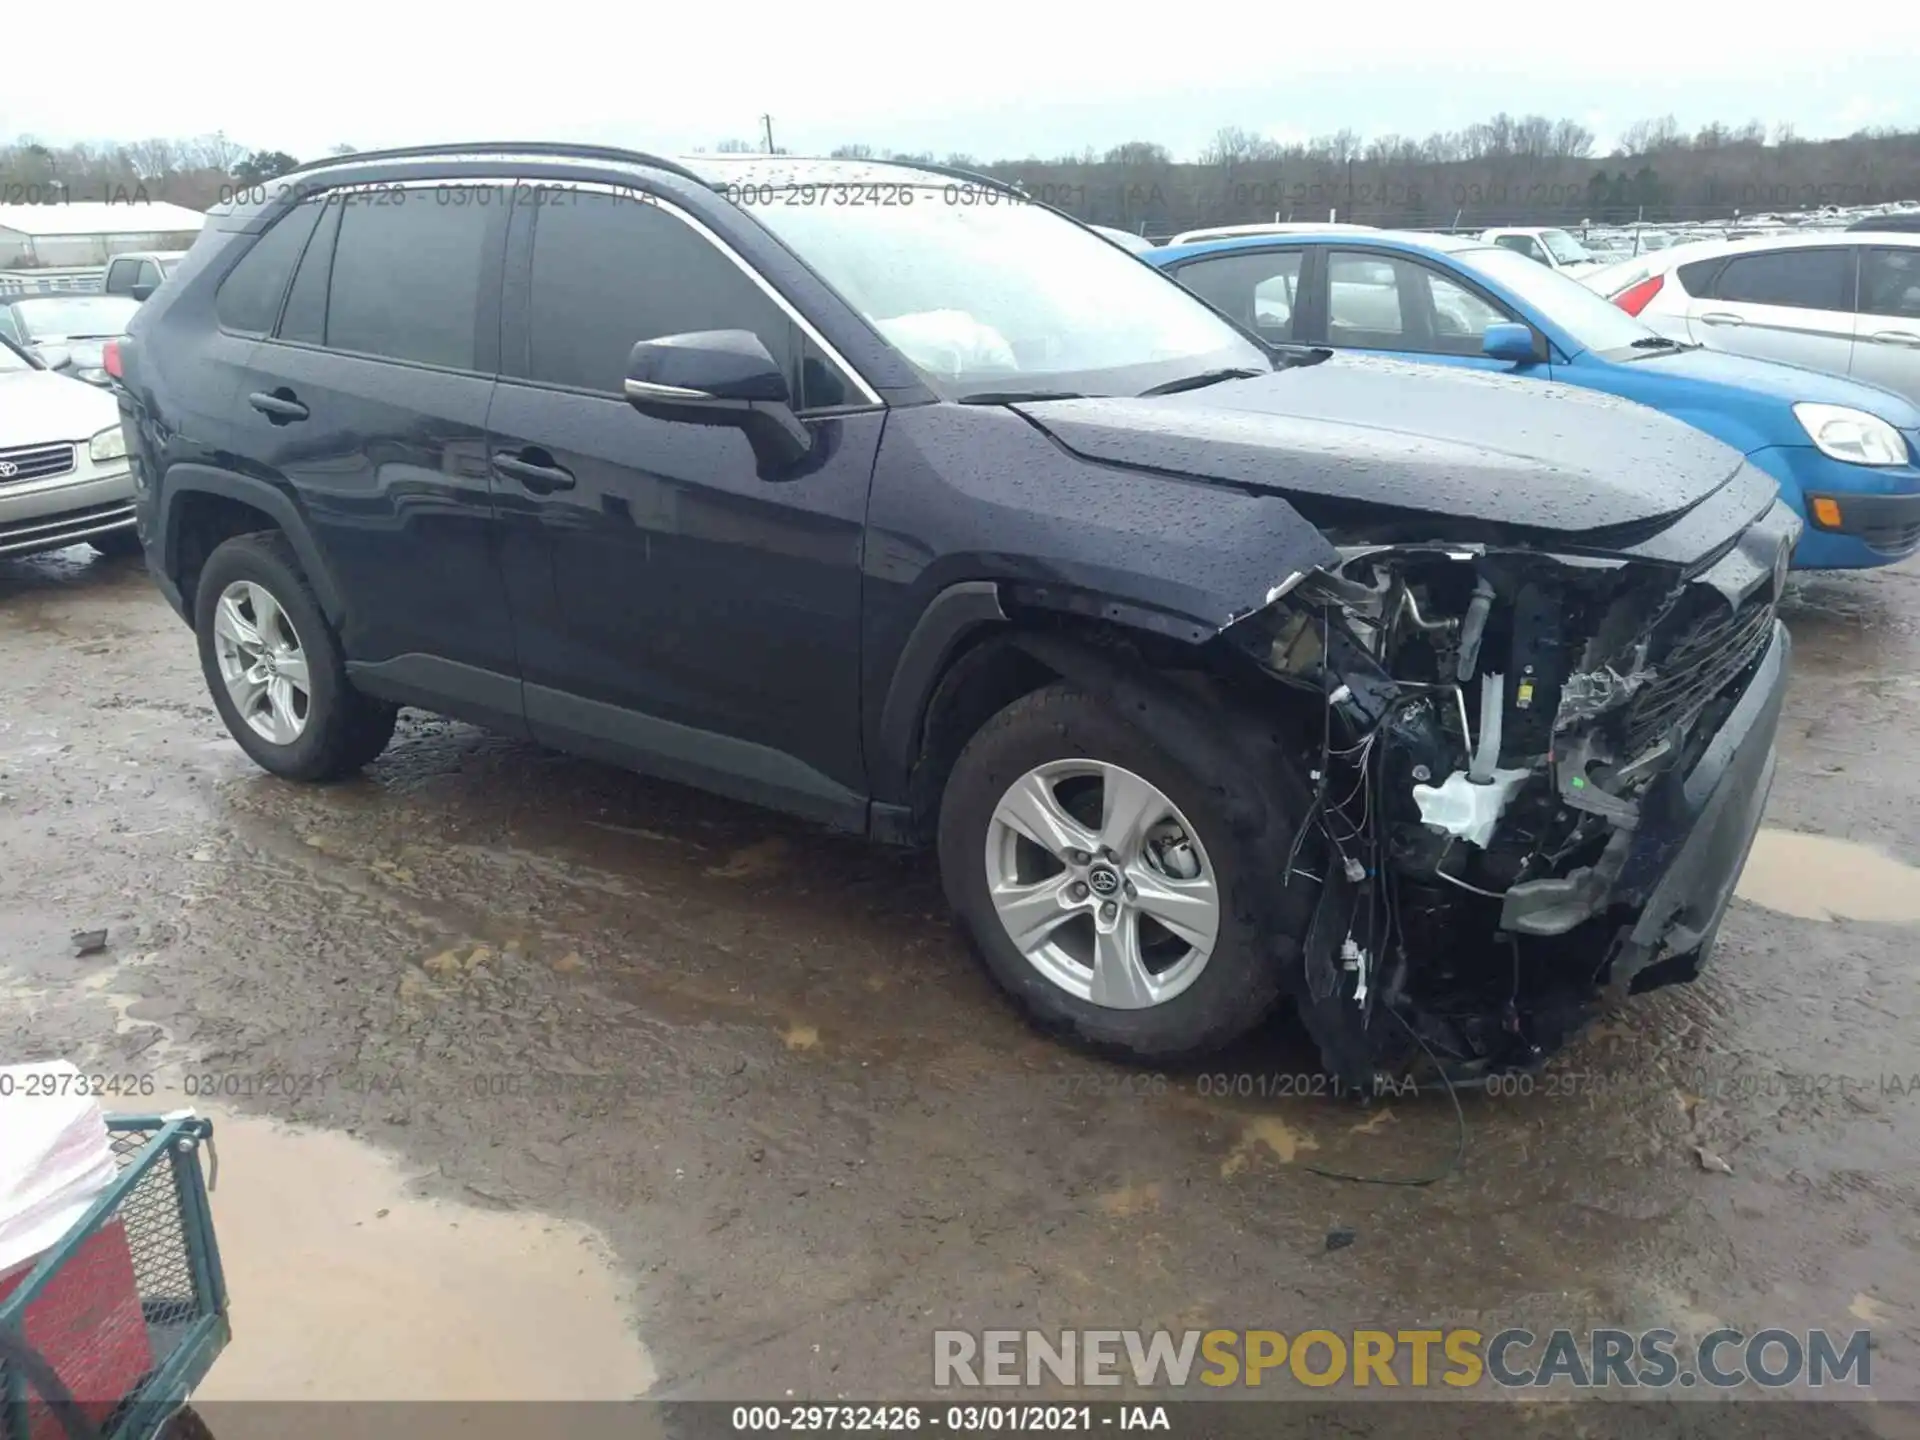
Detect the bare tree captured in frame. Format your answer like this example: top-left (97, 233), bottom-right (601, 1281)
top-left (1616, 114), bottom-right (1684, 156)
top-left (189, 130), bottom-right (248, 174)
top-left (1549, 118), bottom-right (1595, 158)
top-left (124, 138), bottom-right (181, 179)
top-left (1102, 141), bottom-right (1173, 167)
top-left (1202, 126), bottom-right (1285, 166)
top-left (829, 143), bottom-right (876, 159)
top-left (713, 138), bottom-right (756, 153)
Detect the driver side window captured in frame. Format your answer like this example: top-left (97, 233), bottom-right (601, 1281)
top-left (1327, 251), bottom-right (1515, 356)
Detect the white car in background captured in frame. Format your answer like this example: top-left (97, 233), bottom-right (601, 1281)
top-left (1090, 224), bottom-right (1155, 254)
top-left (1478, 226), bottom-right (1607, 277)
top-left (1581, 232), bottom-right (1920, 406)
top-left (0, 337), bottom-right (139, 560)
top-left (1167, 221), bottom-right (1375, 246)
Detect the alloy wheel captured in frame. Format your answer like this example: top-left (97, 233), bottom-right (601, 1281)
top-left (211, 579), bottom-right (311, 745)
top-left (983, 759), bottom-right (1221, 1008)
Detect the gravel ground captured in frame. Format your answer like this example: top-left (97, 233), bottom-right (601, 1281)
top-left (2, 545), bottom-right (1916, 1436)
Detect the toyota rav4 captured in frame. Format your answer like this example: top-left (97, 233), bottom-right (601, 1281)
top-left (114, 144), bottom-right (1795, 1085)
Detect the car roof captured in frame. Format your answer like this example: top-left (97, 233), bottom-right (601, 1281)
top-left (1152, 228), bottom-right (1487, 264)
top-left (1605, 230), bottom-right (1920, 276)
top-left (0, 291), bottom-right (137, 305)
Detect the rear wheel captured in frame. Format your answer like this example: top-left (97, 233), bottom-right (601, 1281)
top-left (194, 532), bottom-right (397, 781)
top-left (938, 683), bottom-right (1300, 1060)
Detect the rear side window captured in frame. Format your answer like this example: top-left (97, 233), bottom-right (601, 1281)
top-left (278, 197), bottom-right (343, 346)
top-left (1176, 250), bottom-right (1302, 342)
top-left (324, 192), bottom-right (492, 369)
top-left (1674, 257), bottom-right (1724, 296)
top-left (138, 261), bottom-right (162, 289)
top-left (525, 191), bottom-right (836, 401)
top-left (1708, 249), bottom-right (1853, 311)
top-left (1860, 249), bottom-right (1920, 320)
top-left (215, 203), bottom-right (325, 335)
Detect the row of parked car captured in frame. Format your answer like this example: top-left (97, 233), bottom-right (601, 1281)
top-left (1087, 217), bottom-right (1920, 570)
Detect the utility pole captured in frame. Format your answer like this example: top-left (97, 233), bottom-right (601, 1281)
top-left (761, 115), bottom-right (775, 155)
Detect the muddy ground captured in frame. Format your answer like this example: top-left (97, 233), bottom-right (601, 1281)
top-left (3, 546), bottom-right (1918, 1433)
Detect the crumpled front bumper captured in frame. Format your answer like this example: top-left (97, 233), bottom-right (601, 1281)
top-left (1604, 618), bottom-right (1789, 990)
top-left (1494, 617), bottom-right (1788, 996)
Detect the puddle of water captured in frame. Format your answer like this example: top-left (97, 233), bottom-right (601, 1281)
top-left (1735, 829), bottom-right (1920, 925)
top-left (193, 1110), bottom-right (655, 1401)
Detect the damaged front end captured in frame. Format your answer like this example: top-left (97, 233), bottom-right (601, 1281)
top-left (1229, 501), bottom-right (1799, 1087)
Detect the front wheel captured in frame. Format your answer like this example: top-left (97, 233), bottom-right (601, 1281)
top-left (937, 683), bottom-right (1301, 1060)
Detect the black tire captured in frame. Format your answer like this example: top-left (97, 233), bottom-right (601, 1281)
top-left (89, 527), bottom-right (144, 558)
top-left (194, 531), bottom-right (397, 781)
top-left (937, 682), bottom-right (1307, 1061)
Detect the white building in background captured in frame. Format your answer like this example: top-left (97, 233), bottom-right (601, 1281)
top-left (0, 201), bottom-right (205, 269)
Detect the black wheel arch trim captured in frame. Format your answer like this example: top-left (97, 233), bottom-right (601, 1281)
top-left (876, 580), bottom-right (1008, 791)
top-left (157, 465), bottom-right (346, 625)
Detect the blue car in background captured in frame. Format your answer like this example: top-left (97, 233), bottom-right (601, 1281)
top-left (1148, 230), bottom-right (1920, 568)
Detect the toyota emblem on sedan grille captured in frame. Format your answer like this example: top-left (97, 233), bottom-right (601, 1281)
top-left (0, 461), bottom-right (18, 478)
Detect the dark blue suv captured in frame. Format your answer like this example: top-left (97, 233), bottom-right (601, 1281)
top-left (116, 143), bottom-right (1795, 1083)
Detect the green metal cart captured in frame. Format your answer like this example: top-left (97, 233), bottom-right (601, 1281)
top-left (0, 1115), bottom-right (228, 1440)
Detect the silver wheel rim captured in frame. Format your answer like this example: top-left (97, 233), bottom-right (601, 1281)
top-left (983, 759), bottom-right (1221, 1009)
top-left (212, 579), bottom-right (311, 745)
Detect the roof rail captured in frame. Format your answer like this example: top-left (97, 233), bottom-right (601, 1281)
top-left (282, 141), bottom-right (707, 187)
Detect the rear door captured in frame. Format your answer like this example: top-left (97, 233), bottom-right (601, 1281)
top-left (1852, 246), bottom-right (1920, 405)
top-left (229, 181), bottom-right (522, 732)
top-left (1684, 245), bottom-right (1857, 374)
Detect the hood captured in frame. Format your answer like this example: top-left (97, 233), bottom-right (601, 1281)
top-left (1628, 344), bottom-right (1920, 426)
top-left (0, 367), bottom-right (121, 448)
top-left (1014, 355), bottom-right (1748, 535)
top-left (30, 337), bottom-right (113, 372)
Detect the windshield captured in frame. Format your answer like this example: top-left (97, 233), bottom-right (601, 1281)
top-left (1539, 230), bottom-right (1596, 265)
top-left (1456, 246), bottom-right (1660, 356)
top-left (12, 295), bottom-right (140, 340)
top-left (746, 189), bottom-right (1267, 399)
top-left (0, 337), bottom-right (31, 373)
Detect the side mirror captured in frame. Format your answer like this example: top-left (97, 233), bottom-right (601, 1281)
top-left (36, 344), bottom-right (74, 371)
top-left (624, 329), bottom-right (812, 473)
top-left (1482, 322), bottom-right (1542, 365)
top-left (130, 283), bottom-right (156, 302)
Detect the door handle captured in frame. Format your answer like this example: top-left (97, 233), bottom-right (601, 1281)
top-left (247, 390), bottom-right (309, 423)
top-left (1869, 330), bottom-right (1920, 348)
top-left (1698, 311), bottom-right (1745, 327)
top-left (492, 450), bottom-right (576, 493)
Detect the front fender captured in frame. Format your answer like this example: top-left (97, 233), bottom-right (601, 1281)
top-left (860, 404), bottom-right (1339, 799)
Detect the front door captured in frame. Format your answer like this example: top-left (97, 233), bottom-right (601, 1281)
top-left (1320, 249), bottom-right (1533, 374)
top-left (1852, 246), bottom-right (1920, 406)
top-left (487, 183), bottom-right (883, 827)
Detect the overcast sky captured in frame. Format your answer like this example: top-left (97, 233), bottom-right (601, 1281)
top-left (6, 2), bottom-right (1919, 162)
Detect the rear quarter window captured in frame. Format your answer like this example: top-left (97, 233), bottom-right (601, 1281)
top-left (215, 203), bottom-right (326, 335)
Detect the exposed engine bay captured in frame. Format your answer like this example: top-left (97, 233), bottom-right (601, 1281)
top-left (1231, 531), bottom-right (1789, 1087)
